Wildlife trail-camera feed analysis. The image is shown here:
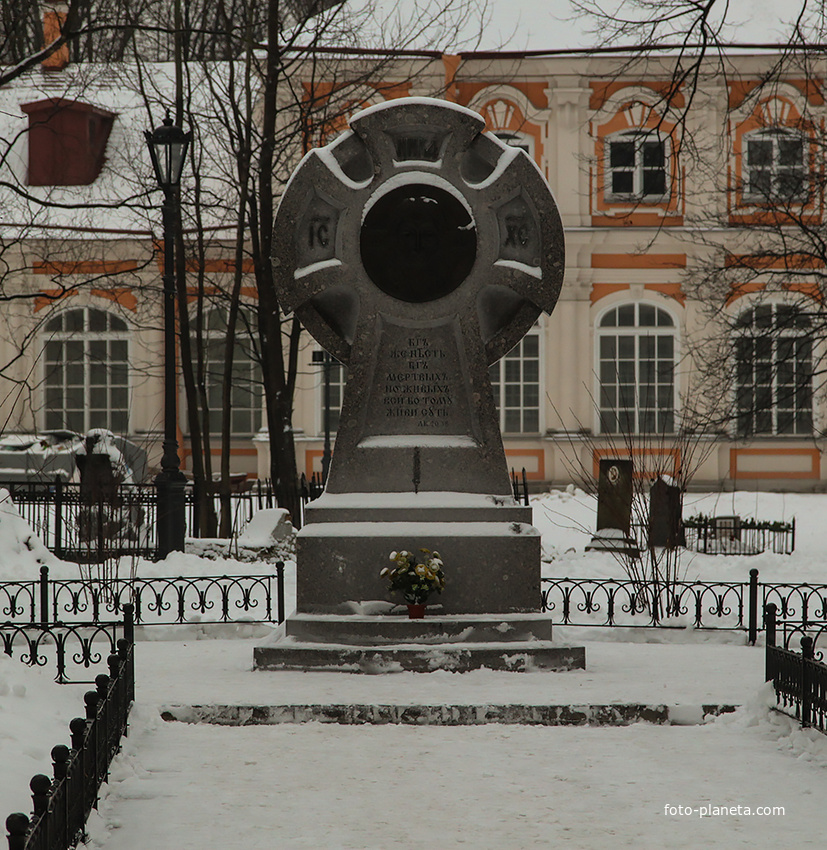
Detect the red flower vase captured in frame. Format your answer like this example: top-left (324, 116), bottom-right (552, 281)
top-left (407, 603), bottom-right (426, 619)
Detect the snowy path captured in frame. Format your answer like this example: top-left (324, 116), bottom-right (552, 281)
top-left (88, 703), bottom-right (827, 849)
top-left (131, 634), bottom-right (762, 709)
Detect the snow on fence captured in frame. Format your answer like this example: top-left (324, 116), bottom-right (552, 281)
top-left (541, 570), bottom-right (827, 643)
top-left (4, 479), bottom-right (297, 563)
top-left (5, 607), bottom-right (134, 849)
top-left (682, 515), bottom-right (795, 555)
top-left (765, 603), bottom-right (827, 735)
top-left (0, 565), bottom-right (286, 630)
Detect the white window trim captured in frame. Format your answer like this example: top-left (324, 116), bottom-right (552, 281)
top-left (40, 305), bottom-right (131, 434)
top-left (200, 306), bottom-right (264, 438)
top-left (741, 127), bottom-right (808, 203)
top-left (489, 322), bottom-right (544, 435)
top-left (732, 300), bottom-right (816, 437)
top-left (604, 130), bottom-right (670, 203)
top-left (593, 300), bottom-right (680, 436)
top-left (314, 354), bottom-right (347, 437)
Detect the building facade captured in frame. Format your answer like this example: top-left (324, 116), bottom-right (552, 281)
top-left (2, 49), bottom-right (826, 490)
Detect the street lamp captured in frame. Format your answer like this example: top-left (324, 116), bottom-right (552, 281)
top-left (311, 349), bottom-right (335, 484)
top-left (145, 111), bottom-right (191, 557)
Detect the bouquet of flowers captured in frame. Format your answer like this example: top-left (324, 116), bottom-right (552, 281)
top-left (380, 548), bottom-right (446, 605)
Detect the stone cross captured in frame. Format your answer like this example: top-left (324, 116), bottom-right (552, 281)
top-left (274, 98), bottom-right (564, 497)
top-left (273, 97), bottom-right (565, 615)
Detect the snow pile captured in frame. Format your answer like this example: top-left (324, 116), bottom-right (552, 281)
top-left (0, 490), bottom-right (60, 580)
top-left (0, 653), bottom-right (84, 817)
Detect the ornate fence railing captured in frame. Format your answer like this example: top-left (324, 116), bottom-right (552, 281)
top-left (765, 603), bottom-right (827, 735)
top-left (541, 570), bottom-right (827, 643)
top-left (541, 576), bottom-right (752, 632)
top-left (0, 565), bottom-right (286, 633)
top-left (4, 478), bottom-right (296, 562)
top-left (4, 480), bottom-right (157, 563)
top-left (5, 606), bottom-right (134, 850)
top-left (682, 516), bottom-right (795, 555)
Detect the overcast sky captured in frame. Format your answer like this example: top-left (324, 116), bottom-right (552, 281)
top-left (368, 0), bottom-right (814, 53)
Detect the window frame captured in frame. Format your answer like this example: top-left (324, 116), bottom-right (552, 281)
top-left (489, 324), bottom-right (543, 435)
top-left (315, 354), bottom-right (348, 435)
top-left (595, 301), bottom-right (679, 436)
top-left (200, 305), bottom-right (264, 438)
top-left (604, 130), bottom-right (670, 203)
top-left (733, 302), bottom-right (814, 437)
top-left (41, 305), bottom-right (131, 434)
top-left (742, 127), bottom-right (808, 203)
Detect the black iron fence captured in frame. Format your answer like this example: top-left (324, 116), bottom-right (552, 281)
top-left (541, 569), bottom-right (827, 643)
top-left (4, 480), bottom-right (157, 563)
top-left (4, 479), bottom-right (297, 563)
top-left (683, 515), bottom-right (795, 555)
top-left (5, 606), bottom-right (134, 849)
top-left (765, 603), bottom-right (827, 735)
top-left (0, 564), bottom-right (286, 633)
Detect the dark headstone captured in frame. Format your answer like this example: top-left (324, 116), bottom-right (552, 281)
top-left (648, 476), bottom-right (685, 548)
top-left (596, 459), bottom-right (634, 534)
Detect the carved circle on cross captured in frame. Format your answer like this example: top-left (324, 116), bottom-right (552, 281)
top-left (273, 97), bottom-right (565, 365)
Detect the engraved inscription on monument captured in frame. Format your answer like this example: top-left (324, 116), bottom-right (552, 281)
top-left (364, 319), bottom-right (471, 438)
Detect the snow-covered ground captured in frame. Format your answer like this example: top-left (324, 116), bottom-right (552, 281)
top-left (2, 487), bottom-right (827, 846)
top-left (84, 695), bottom-right (827, 849)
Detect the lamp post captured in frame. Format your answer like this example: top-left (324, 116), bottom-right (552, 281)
top-left (311, 349), bottom-right (334, 484)
top-left (145, 111), bottom-right (191, 557)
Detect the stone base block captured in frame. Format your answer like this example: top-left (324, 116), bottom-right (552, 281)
top-left (297, 520), bottom-right (540, 614)
top-left (254, 613), bottom-right (585, 674)
top-left (253, 640), bottom-right (585, 673)
top-left (283, 612), bottom-right (554, 644)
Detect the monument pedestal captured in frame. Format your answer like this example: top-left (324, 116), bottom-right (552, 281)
top-left (258, 97), bottom-right (584, 675)
top-left (254, 612), bottom-right (585, 673)
top-left (295, 492), bottom-right (541, 615)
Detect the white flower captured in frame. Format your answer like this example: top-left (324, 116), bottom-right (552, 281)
top-left (389, 551), bottom-right (397, 560)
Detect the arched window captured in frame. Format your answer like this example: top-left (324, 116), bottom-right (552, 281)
top-left (203, 307), bottom-right (263, 437)
top-left (735, 304), bottom-right (813, 436)
top-left (489, 327), bottom-right (541, 434)
top-left (598, 303), bottom-right (676, 434)
top-left (42, 306), bottom-right (129, 433)
top-left (743, 128), bottom-right (807, 201)
top-left (605, 131), bottom-right (668, 201)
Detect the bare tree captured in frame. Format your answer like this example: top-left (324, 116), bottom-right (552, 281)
top-left (0, 0), bottom-right (491, 534)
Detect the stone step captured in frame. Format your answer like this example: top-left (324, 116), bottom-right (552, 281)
top-left (283, 613), bottom-right (554, 645)
top-left (161, 702), bottom-right (738, 727)
top-left (253, 640), bottom-right (585, 673)
top-left (304, 492), bottom-right (531, 524)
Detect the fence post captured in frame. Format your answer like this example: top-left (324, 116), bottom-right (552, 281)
top-left (748, 568), bottom-right (759, 645)
top-left (30, 774), bottom-right (51, 820)
top-left (122, 603), bottom-right (135, 646)
top-left (764, 603), bottom-right (777, 647)
top-left (801, 635), bottom-right (814, 728)
top-left (54, 476), bottom-right (63, 559)
top-left (276, 561), bottom-right (285, 624)
top-left (52, 745), bottom-right (70, 781)
top-left (39, 565), bottom-right (49, 626)
top-left (764, 603), bottom-right (777, 684)
top-left (521, 467), bottom-right (529, 506)
top-left (5, 813), bottom-right (29, 850)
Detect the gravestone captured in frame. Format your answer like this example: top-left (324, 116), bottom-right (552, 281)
top-left (586, 458), bottom-right (639, 556)
top-left (255, 97), bottom-right (584, 672)
top-left (648, 476), bottom-right (685, 548)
